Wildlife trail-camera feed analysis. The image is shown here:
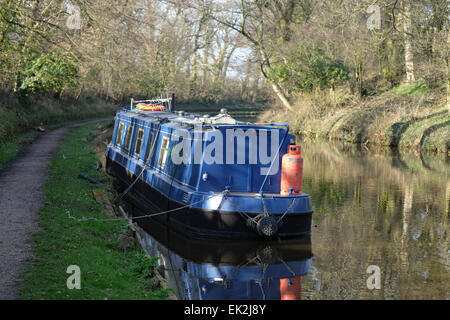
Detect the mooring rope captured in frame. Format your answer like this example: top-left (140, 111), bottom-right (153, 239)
top-left (67, 190), bottom-right (228, 222)
top-left (68, 187), bottom-right (297, 232)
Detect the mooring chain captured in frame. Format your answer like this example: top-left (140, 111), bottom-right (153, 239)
top-left (277, 198), bottom-right (297, 225)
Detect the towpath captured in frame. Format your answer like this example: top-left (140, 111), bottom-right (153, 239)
top-left (0, 119), bottom-right (109, 299)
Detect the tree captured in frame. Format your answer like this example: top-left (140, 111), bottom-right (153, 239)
top-left (402, 0), bottom-right (415, 83)
top-left (199, 0), bottom-right (314, 111)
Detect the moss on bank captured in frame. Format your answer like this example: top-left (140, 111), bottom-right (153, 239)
top-left (260, 81), bottom-right (449, 154)
top-left (19, 122), bottom-right (168, 300)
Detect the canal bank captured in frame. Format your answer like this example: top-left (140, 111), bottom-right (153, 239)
top-left (17, 122), bottom-right (168, 299)
top-left (260, 82), bottom-right (449, 154)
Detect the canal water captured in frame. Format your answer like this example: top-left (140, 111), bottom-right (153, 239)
top-left (124, 140), bottom-right (449, 300)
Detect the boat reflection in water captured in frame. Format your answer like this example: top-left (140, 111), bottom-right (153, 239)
top-left (131, 213), bottom-right (313, 300)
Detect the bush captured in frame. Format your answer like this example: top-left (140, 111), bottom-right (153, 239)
top-left (19, 51), bottom-right (78, 95)
top-left (268, 46), bottom-right (350, 92)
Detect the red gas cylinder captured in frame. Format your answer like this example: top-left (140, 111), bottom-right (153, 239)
top-left (280, 276), bottom-right (302, 300)
top-left (280, 145), bottom-right (303, 196)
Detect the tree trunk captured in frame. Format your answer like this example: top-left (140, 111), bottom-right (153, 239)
top-left (257, 48), bottom-right (294, 111)
top-left (447, 68), bottom-right (449, 115)
top-left (403, 0), bottom-right (415, 83)
top-left (447, 28), bottom-right (450, 115)
top-left (271, 82), bottom-right (294, 111)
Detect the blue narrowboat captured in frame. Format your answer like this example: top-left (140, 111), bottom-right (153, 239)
top-left (105, 96), bottom-right (313, 239)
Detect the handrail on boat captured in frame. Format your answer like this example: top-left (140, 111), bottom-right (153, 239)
top-left (130, 98), bottom-right (172, 110)
top-left (130, 93), bottom-right (175, 111)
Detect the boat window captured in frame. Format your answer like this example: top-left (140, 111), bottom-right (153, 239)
top-left (125, 125), bottom-right (133, 151)
top-left (134, 129), bottom-right (144, 157)
top-left (158, 137), bottom-right (170, 169)
top-left (116, 122), bottom-right (124, 146)
top-left (145, 132), bottom-right (154, 162)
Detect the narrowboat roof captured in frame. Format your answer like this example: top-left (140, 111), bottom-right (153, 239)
top-left (117, 106), bottom-right (290, 131)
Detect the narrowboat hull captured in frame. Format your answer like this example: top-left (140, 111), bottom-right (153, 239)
top-left (107, 157), bottom-right (313, 240)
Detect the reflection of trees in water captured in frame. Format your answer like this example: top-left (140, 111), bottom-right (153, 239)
top-left (301, 142), bottom-right (449, 299)
top-left (399, 184), bottom-right (413, 288)
top-left (440, 181), bottom-right (449, 273)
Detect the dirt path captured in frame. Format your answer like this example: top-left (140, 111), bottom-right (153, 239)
top-left (0, 119), bottom-right (110, 299)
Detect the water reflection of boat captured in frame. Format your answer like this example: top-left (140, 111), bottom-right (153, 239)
top-left (132, 213), bottom-right (313, 300)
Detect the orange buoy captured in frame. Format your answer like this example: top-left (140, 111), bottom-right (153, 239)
top-left (280, 276), bottom-right (302, 300)
top-left (280, 145), bottom-right (303, 196)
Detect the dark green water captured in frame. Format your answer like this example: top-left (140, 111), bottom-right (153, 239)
top-left (300, 142), bottom-right (449, 299)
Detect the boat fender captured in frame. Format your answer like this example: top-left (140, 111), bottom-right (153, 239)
top-left (257, 216), bottom-right (278, 237)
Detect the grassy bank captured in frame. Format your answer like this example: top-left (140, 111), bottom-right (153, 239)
top-left (260, 80), bottom-right (449, 154)
top-left (0, 95), bottom-right (117, 171)
top-left (19, 122), bottom-right (168, 300)
top-left (0, 95), bottom-right (117, 143)
top-left (0, 130), bottom-right (40, 171)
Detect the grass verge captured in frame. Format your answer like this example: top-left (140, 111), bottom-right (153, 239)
top-left (19, 122), bottom-right (168, 300)
top-left (0, 95), bottom-right (117, 144)
top-left (0, 95), bottom-right (117, 172)
top-left (0, 130), bottom-right (39, 171)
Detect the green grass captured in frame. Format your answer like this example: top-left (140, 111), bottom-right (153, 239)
top-left (391, 79), bottom-right (430, 96)
top-left (399, 109), bottom-right (450, 152)
top-left (0, 101), bottom-right (115, 172)
top-left (0, 96), bottom-right (117, 144)
top-left (19, 123), bottom-right (168, 300)
top-left (0, 130), bottom-right (40, 171)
